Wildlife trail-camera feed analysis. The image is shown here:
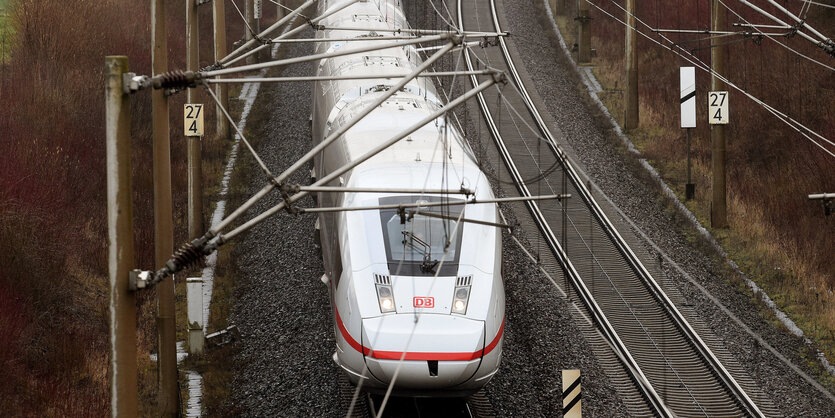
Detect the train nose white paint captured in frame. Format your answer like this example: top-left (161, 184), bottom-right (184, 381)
top-left (388, 276), bottom-right (455, 314)
top-left (361, 314), bottom-right (485, 388)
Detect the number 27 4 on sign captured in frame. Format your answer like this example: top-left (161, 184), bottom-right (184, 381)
top-left (708, 91), bottom-right (729, 125)
top-left (184, 104), bottom-right (204, 137)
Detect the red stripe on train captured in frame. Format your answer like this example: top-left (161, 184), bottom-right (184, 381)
top-left (334, 307), bottom-right (504, 360)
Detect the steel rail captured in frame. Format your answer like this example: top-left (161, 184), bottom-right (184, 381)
top-left (455, 2), bottom-right (671, 416)
top-left (485, 0), bottom-right (764, 416)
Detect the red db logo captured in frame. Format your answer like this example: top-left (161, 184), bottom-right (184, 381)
top-left (413, 297), bottom-right (434, 308)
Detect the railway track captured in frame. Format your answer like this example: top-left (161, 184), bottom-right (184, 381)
top-left (455, 0), bottom-right (776, 415)
top-left (341, 374), bottom-right (493, 418)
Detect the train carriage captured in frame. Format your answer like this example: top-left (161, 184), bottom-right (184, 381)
top-left (311, 0), bottom-right (504, 396)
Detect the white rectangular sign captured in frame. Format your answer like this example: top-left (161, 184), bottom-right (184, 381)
top-left (680, 67), bottom-right (696, 128)
top-left (708, 91), bottom-right (729, 125)
top-left (184, 104), bottom-right (204, 137)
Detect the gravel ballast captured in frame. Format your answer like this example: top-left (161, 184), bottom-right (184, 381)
top-left (225, 11), bottom-right (626, 418)
top-left (495, 0), bottom-right (835, 415)
top-left (223, 1), bottom-right (835, 416)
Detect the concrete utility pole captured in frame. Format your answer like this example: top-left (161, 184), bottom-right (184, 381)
top-left (151, 0), bottom-right (178, 414)
top-left (276, 0), bottom-right (285, 21)
top-left (576, 0), bottom-right (591, 64)
top-left (105, 55), bottom-right (138, 418)
top-left (214, 0), bottom-right (230, 140)
top-left (624, 0), bottom-right (639, 130)
top-left (187, 0), bottom-right (204, 241)
top-left (556, 0), bottom-right (568, 17)
top-left (710, 0), bottom-right (728, 228)
top-left (245, 0), bottom-right (257, 65)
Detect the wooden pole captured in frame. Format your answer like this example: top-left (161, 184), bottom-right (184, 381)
top-left (276, 0), bottom-right (285, 21)
top-left (624, 0), bottom-right (639, 130)
top-left (686, 128), bottom-right (695, 200)
top-left (151, 0), bottom-right (178, 414)
top-left (577, 0), bottom-right (591, 64)
top-left (245, 0), bottom-right (256, 65)
top-left (555, 0), bottom-right (568, 17)
top-left (187, 0), bottom-right (204, 242)
top-left (105, 55), bottom-right (138, 418)
top-left (710, 0), bottom-right (728, 227)
top-left (214, 0), bottom-right (230, 140)
top-left (186, 0), bottom-right (205, 358)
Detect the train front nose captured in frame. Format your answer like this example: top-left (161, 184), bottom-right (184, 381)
top-left (361, 314), bottom-right (485, 390)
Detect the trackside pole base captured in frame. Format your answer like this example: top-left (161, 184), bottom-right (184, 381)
top-left (685, 128), bottom-right (694, 201)
top-left (187, 277), bottom-right (204, 355)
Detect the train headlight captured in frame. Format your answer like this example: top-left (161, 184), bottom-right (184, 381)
top-left (376, 284), bottom-right (396, 313)
top-left (451, 285), bottom-right (470, 315)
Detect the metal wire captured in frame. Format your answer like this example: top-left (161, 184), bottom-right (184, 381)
top-left (202, 82), bottom-right (274, 178)
top-left (229, 0), bottom-right (258, 38)
top-left (591, 0), bottom-right (835, 158)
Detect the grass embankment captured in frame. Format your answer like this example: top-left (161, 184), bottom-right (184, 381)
top-left (0, 0), bottom-right (247, 415)
top-left (550, 1), bottom-right (834, 381)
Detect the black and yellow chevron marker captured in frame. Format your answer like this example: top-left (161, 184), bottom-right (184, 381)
top-left (562, 369), bottom-right (581, 417)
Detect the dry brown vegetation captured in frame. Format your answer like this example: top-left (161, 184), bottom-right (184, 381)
top-left (0, 0), bottom-right (248, 414)
top-left (554, 1), bottom-right (834, 363)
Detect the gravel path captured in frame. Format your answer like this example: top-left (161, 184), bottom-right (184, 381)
top-left (497, 0), bottom-right (835, 415)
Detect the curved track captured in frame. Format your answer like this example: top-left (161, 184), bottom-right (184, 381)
top-left (455, 0), bottom-right (770, 416)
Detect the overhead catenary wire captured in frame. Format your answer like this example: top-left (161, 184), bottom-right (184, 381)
top-left (206, 33), bottom-right (449, 77)
top-left (143, 37), bottom-right (482, 287)
top-left (229, 0), bottom-right (259, 38)
top-left (222, 0), bottom-right (360, 67)
top-left (734, 0), bottom-right (835, 55)
top-left (800, 0), bottom-right (835, 10)
top-left (268, 0), bottom-right (307, 17)
top-left (211, 38), bottom-right (459, 229)
top-left (219, 0), bottom-right (317, 66)
top-left (609, 0), bottom-right (835, 72)
top-left (720, 0), bottom-right (835, 70)
top-left (593, 0), bottom-right (835, 159)
top-left (144, 77), bottom-right (501, 289)
top-left (204, 69), bottom-right (497, 84)
top-left (203, 82), bottom-right (274, 178)
top-left (457, 2), bottom-right (675, 414)
top-left (763, 0), bottom-right (833, 42)
top-left (351, 8), bottom-right (500, 414)
top-left (610, 0), bottom-right (835, 153)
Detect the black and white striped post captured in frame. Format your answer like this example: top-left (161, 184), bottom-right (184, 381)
top-left (562, 369), bottom-right (582, 417)
top-left (680, 66), bottom-right (696, 200)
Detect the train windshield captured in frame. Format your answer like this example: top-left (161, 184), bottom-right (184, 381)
top-left (379, 196), bottom-right (464, 276)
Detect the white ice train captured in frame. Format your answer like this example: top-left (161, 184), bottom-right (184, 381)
top-left (310, 0), bottom-right (504, 396)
